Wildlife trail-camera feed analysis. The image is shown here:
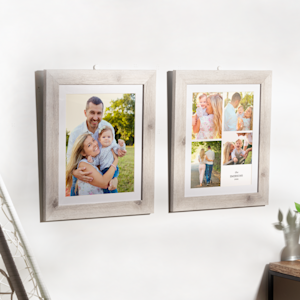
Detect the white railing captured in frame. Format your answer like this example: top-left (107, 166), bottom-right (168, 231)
top-left (0, 174), bottom-right (51, 300)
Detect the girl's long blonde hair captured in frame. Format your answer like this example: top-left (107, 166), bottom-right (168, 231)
top-left (223, 142), bottom-right (233, 165)
top-left (199, 148), bottom-right (205, 161)
top-left (209, 93), bottom-right (223, 139)
top-left (66, 133), bottom-right (91, 189)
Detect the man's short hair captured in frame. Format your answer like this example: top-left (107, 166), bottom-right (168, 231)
top-left (231, 93), bottom-right (241, 103)
top-left (208, 145), bottom-right (211, 149)
top-left (86, 96), bottom-right (104, 111)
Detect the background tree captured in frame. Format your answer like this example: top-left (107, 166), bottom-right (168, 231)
top-left (103, 93), bottom-right (135, 145)
top-left (66, 130), bottom-right (70, 147)
top-left (224, 92), bottom-right (230, 107)
top-left (239, 92), bottom-right (254, 110)
top-left (192, 93), bottom-right (197, 113)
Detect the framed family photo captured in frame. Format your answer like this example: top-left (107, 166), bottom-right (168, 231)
top-left (168, 70), bottom-right (272, 212)
top-left (37, 70), bottom-right (156, 222)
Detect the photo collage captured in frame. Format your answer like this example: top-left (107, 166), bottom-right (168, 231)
top-left (190, 91), bottom-right (254, 189)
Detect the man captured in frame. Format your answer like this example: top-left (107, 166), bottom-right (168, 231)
top-left (224, 92), bottom-right (241, 131)
top-left (205, 146), bottom-right (215, 186)
top-left (67, 96), bottom-right (126, 196)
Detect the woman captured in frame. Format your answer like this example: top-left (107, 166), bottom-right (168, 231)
top-left (192, 93), bottom-right (223, 139)
top-left (198, 148), bottom-right (213, 187)
top-left (66, 133), bottom-right (118, 195)
top-left (223, 142), bottom-right (235, 165)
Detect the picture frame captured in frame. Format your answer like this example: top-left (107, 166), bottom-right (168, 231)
top-left (36, 70), bottom-right (156, 222)
top-left (168, 70), bottom-right (272, 213)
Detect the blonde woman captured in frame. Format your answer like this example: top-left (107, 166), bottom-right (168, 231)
top-left (223, 142), bottom-right (235, 165)
top-left (198, 148), bottom-right (213, 187)
top-left (192, 93), bottom-right (223, 139)
top-left (66, 133), bottom-right (118, 196)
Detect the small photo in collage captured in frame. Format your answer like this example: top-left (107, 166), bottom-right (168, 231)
top-left (191, 141), bottom-right (221, 188)
top-left (224, 92), bottom-right (253, 132)
top-left (190, 91), bottom-right (254, 189)
top-left (222, 132), bottom-right (252, 166)
top-left (191, 92), bottom-right (223, 140)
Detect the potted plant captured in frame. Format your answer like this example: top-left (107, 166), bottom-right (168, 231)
top-left (274, 207), bottom-right (300, 261)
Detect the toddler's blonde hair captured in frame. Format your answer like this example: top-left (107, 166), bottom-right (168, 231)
top-left (98, 126), bottom-right (113, 138)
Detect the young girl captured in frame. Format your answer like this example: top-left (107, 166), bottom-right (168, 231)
top-left (88, 126), bottom-right (126, 193)
top-left (237, 106), bottom-right (253, 131)
top-left (196, 93), bottom-right (208, 118)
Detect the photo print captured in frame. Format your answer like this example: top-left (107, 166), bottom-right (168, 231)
top-left (224, 91), bottom-right (254, 132)
top-left (191, 92), bottom-right (223, 140)
top-left (59, 85), bottom-right (143, 206)
top-left (66, 93), bottom-right (136, 197)
top-left (222, 132), bottom-right (253, 166)
top-left (185, 84), bottom-right (260, 197)
top-left (191, 141), bottom-right (221, 188)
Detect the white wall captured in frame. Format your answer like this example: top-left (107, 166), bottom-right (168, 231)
top-left (1, 0), bottom-right (300, 299)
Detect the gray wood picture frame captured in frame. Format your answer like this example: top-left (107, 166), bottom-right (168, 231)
top-left (168, 70), bottom-right (272, 213)
top-left (37, 70), bottom-right (156, 222)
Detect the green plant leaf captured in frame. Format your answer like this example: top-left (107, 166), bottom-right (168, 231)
top-left (278, 210), bottom-right (283, 222)
top-left (274, 224), bottom-right (284, 230)
top-left (295, 202), bottom-right (300, 213)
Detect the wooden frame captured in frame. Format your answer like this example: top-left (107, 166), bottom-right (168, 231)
top-left (36, 70), bottom-right (156, 222)
top-left (168, 70), bottom-right (272, 212)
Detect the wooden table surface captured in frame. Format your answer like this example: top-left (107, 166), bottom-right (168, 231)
top-left (269, 261), bottom-right (300, 278)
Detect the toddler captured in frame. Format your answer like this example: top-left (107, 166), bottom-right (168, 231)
top-left (87, 126), bottom-right (126, 193)
top-left (196, 93), bottom-right (208, 118)
top-left (231, 139), bottom-right (246, 164)
top-left (231, 139), bottom-right (251, 164)
top-left (236, 105), bottom-right (244, 119)
top-left (237, 106), bottom-right (253, 131)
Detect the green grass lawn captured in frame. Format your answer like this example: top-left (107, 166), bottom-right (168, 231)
top-left (118, 146), bottom-right (134, 193)
top-left (245, 150), bottom-right (252, 164)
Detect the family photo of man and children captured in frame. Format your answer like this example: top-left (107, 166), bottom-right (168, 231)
top-left (65, 94), bottom-right (135, 197)
top-left (191, 91), bottom-right (254, 188)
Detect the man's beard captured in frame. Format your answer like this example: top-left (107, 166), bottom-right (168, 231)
top-left (89, 119), bottom-right (100, 128)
